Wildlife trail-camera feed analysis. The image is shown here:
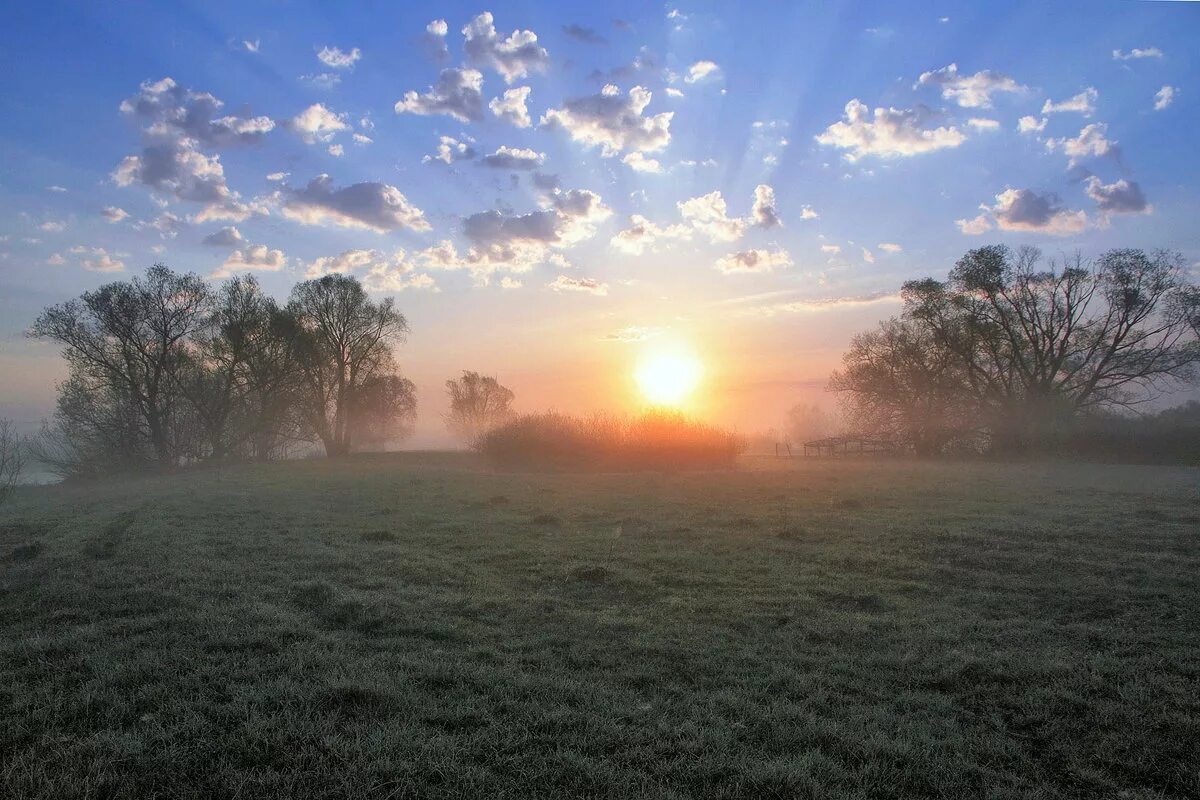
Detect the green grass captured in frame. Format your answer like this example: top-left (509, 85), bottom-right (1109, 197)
top-left (1, 453), bottom-right (1198, 799)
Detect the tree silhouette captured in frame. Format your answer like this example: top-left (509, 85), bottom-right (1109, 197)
top-left (445, 371), bottom-right (516, 445)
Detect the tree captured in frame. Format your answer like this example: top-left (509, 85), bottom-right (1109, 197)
top-left (444, 371), bottom-right (516, 444)
top-left (286, 275), bottom-right (412, 456)
top-left (29, 265), bottom-right (212, 468)
top-left (181, 276), bottom-right (305, 461)
top-left (829, 317), bottom-right (978, 455)
top-left (902, 246), bottom-right (1199, 450)
top-left (0, 419), bottom-right (24, 504)
top-left (347, 375), bottom-right (418, 448)
top-left (786, 402), bottom-right (830, 445)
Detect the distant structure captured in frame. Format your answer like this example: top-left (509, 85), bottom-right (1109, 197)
top-left (800, 436), bottom-right (895, 457)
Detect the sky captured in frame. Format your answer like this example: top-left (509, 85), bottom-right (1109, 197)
top-left (1, 0), bottom-right (1198, 445)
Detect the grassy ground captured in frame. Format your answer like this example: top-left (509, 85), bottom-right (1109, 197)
top-left (1, 453), bottom-right (1197, 799)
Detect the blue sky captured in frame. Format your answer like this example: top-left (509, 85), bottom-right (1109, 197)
top-left (1, 1), bottom-right (1198, 441)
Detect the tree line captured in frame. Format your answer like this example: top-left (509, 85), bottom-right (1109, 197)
top-left (23, 263), bottom-right (525, 480)
top-left (830, 246), bottom-right (1200, 456)
top-left (28, 266), bottom-right (417, 478)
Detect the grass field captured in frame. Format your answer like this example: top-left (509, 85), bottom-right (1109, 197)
top-left (2, 454), bottom-right (1198, 799)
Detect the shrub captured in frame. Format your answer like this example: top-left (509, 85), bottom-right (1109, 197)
top-left (475, 410), bottom-right (745, 471)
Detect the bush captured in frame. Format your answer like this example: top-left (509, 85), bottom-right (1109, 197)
top-left (475, 410), bottom-right (745, 471)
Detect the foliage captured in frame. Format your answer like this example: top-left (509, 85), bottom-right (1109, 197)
top-left (476, 410), bottom-right (745, 470)
top-left (28, 266), bottom-right (416, 476)
top-left (444, 371), bottom-right (516, 444)
top-left (287, 274), bottom-right (412, 457)
top-left (833, 246), bottom-right (1200, 454)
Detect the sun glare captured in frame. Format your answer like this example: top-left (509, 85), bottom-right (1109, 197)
top-left (635, 347), bottom-right (703, 407)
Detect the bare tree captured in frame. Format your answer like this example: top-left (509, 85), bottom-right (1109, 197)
top-left (181, 275), bottom-right (305, 461)
top-left (830, 318), bottom-right (978, 455)
top-left (286, 275), bottom-right (411, 456)
top-left (0, 419), bottom-right (24, 503)
top-left (347, 374), bottom-right (418, 449)
top-left (29, 265), bottom-right (212, 468)
top-left (903, 246), bottom-right (1199, 449)
top-left (445, 371), bottom-right (516, 445)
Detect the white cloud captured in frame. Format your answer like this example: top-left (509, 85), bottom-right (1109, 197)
top-left (113, 139), bottom-right (255, 222)
top-left (499, 277), bottom-right (522, 289)
top-left (799, 205), bottom-right (819, 220)
top-left (678, 191), bottom-right (746, 242)
top-left (547, 275), bottom-right (608, 295)
top-left (396, 67), bottom-right (485, 122)
top-left (600, 325), bottom-right (663, 343)
top-left (750, 184), bottom-right (781, 228)
top-left (101, 206), bottom-right (130, 223)
top-left (266, 172), bottom-right (289, 182)
top-left (364, 268), bottom-right (436, 293)
top-left (481, 145), bottom-right (545, 170)
top-left (622, 152), bottom-right (662, 173)
top-left (303, 248), bottom-right (434, 292)
top-left (47, 185), bottom-right (67, 192)
top-left (289, 103), bottom-right (349, 143)
top-left (426, 19), bottom-right (448, 37)
top-left (541, 85), bottom-right (673, 156)
top-left (133, 211), bottom-right (187, 238)
top-left (489, 86), bottom-right (532, 127)
top-left (327, 144), bottom-right (344, 157)
top-left (47, 253), bottom-right (66, 265)
top-left (280, 174), bottom-right (431, 233)
top-left (120, 76), bottom-right (274, 147)
top-left (39, 220), bottom-right (66, 232)
top-left (956, 214), bottom-right (993, 235)
top-left (739, 291), bottom-right (901, 317)
top-left (1045, 123), bottom-right (1117, 166)
top-left (962, 188), bottom-right (1088, 236)
top-left (317, 46), bottom-right (361, 69)
top-left (202, 225), bottom-right (245, 247)
top-left (1154, 85), bottom-right (1176, 111)
top-left (1085, 176), bottom-right (1150, 218)
top-left (862, 247), bottom-right (875, 263)
top-left (352, 133), bottom-right (373, 145)
top-left (300, 72), bottom-right (342, 90)
top-left (665, 87), bottom-right (684, 99)
top-left (212, 244), bottom-right (287, 278)
top-left (821, 244), bottom-right (841, 254)
top-left (612, 214), bottom-right (688, 253)
top-left (1042, 87), bottom-right (1098, 116)
top-left (816, 99), bottom-right (966, 161)
top-left (1017, 116), bottom-right (1047, 134)
top-left (440, 189), bottom-right (612, 277)
top-left (685, 60), bottom-right (720, 84)
top-left (1113, 47), bottom-right (1163, 61)
top-left (878, 242), bottom-right (902, 253)
top-left (305, 248), bottom-right (380, 278)
top-left (71, 246), bottom-right (125, 272)
top-left (715, 248), bottom-right (792, 274)
top-left (462, 12), bottom-right (550, 84)
top-left (422, 135), bottom-right (476, 165)
top-left (916, 63), bottom-right (1024, 108)
top-left (610, 214), bottom-right (692, 255)
top-left (967, 117), bottom-right (1000, 131)
top-left (243, 39), bottom-right (260, 53)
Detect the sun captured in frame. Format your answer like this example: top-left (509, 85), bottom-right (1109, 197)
top-left (635, 346), bottom-right (704, 407)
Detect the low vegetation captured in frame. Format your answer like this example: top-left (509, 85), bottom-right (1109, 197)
top-left (1, 453), bottom-right (1196, 797)
top-left (475, 410), bottom-right (745, 470)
